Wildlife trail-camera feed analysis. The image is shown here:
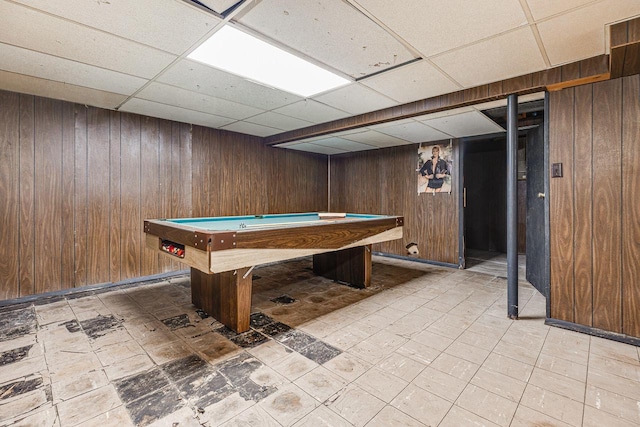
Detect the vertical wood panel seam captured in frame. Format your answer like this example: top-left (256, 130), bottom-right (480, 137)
top-left (618, 80), bottom-right (629, 333)
top-left (590, 83), bottom-right (595, 327)
top-left (118, 115), bottom-right (122, 280)
top-left (108, 112), bottom-right (113, 281)
top-left (59, 102), bottom-right (63, 290)
top-left (17, 95), bottom-right (22, 297)
top-left (571, 90), bottom-right (578, 322)
top-left (28, 96), bottom-right (35, 295)
top-left (84, 108), bottom-right (89, 287)
top-left (138, 121), bottom-right (142, 277)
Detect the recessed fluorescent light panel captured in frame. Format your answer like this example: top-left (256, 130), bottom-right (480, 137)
top-left (188, 25), bottom-right (351, 97)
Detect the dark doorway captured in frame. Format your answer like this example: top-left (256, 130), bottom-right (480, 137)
top-left (464, 137), bottom-right (508, 254)
top-left (462, 98), bottom-right (547, 284)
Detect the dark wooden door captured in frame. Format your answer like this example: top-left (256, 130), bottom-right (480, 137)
top-left (526, 124), bottom-right (549, 297)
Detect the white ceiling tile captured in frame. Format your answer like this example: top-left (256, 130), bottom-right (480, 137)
top-left (159, 59), bottom-right (303, 110)
top-left (120, 98), bottom-right (236, 128)
top-left (373, 121), bottom-right (452, 143)
top-left (310, 137), bottom-right (376, 152)
top-left (473, 91), bottom-right (545, 111)
top-left (0, 2), bottom-right (176, 79)
top-left (238, 0), bottom-right (415, 78)
top-left (137, 83), bottom-right (263, 120)
top-left (420, 111), bottom-right (505, 137)
top-left (473, 99), bottom-right (508, 111)
top-left (312, 83), bottom-right (398, 115)
top-left (12, 0), bottom-right (219, 54)
top-left (0, 70), bottom-right (127, 109)
top-left (0, 43), bottom-right (147, 96)
top-left (274, 100), bottom-right (351, 123)
top-left (221, 121), bottom-right (282, 137)
top-left (361, 60), bottom-right (460, 103)
top-left (351, 0), bottom-right (528, 57)
top-left (412, 106), bottom-right (476, 122)
top-left (244, 111), bottom-right (314, 131)
top-left (525, 0), bottom-right (602, 21)
top-left (340, 129), bottom-right (413, 147)
top-left (276, 142), bottom-right (346, 155)
top-left (519, 92), bottom-right (546, 102)
top-left (432, 27), bottom-right (546, 87)
top-left (537, 0), bottom-right (640, 66)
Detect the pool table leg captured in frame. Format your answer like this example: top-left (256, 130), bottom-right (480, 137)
top-left (313, 245), bottom-right (372, 288)
top-left (190, 267), bottom-right (253, 333)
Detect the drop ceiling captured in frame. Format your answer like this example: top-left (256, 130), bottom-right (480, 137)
top-left (1, 0), bottom-right (639, 154)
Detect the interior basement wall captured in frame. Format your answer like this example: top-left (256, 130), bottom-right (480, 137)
top-left (0, 90), bottom-right (328, 300)
top-left (548, 74), bottom-right (640, 339)
top-left (329, 142), bottom-right (461, 266)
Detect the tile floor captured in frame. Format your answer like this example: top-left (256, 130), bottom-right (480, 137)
top-left (1, 255), bottom-right (639, 426)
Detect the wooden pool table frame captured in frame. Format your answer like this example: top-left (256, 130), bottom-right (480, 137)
top-left (144, 213), bottom-right (403, 332)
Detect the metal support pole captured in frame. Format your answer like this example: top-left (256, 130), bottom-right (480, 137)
top-left (507, 93), bottom-right (519, 319)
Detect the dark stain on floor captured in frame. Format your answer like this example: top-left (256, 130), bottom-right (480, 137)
top-left (125, 387), bottom-right (185, 427)
top-left (230, 330), bottom-right (269, 348)
top-left (79, 314), bottom-right (123, 339)
top-left (161, 313), bottom-right (192, 330)
top-left (163, 354), bottom-right (210, 383)
top-left (61, 319), bottom-right (81, 333)
top-left (275, 330), bottom-right (317, 353)
top-left (249, 312), bottom-right (274, 328)
top-left (0, 345), bottom-right (33, 366)
top-left (260, 321), bottom-right (291, 338)
top-left (297, 340), bottom-right (342, 365)
top-left (116, 352), bottom-right (277, 425)
top-left (271, 295), bottom-right (296, 304)
top-left (0, 376), bottom-right (43, 400)
top-left (115, 369), bottom-right (170, 402)
top-left (0, 308), bottom-right (36, 342)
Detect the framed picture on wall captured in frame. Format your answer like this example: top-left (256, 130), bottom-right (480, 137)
top-left (417, 141), bottom-right (453, 194)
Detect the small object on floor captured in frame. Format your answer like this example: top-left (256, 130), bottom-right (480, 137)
top-left (195, 309), bottom-right (209, 319)
top-left (406, 242), bottom-right (419, 256)
top-left (270, 295), bottom-right (296, 304)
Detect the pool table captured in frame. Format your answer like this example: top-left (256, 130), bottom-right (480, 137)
top-left (144, 212), bottom-right (403, 332)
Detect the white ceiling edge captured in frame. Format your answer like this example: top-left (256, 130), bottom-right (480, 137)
top-left (278, 93), bottom-right (549, 154)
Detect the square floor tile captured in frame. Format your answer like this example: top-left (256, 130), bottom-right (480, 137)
top-left (258, 383), bottom-right (318, 427)
top-left (366, 405), bottom-right (427, 427)
top-left (326, 384), bottom-right (385, 427)
top-left (412, 366), bottom-right (467, 402)
top-left (354, 366), bottom-right (408, 403)
top-left (430, 353), bottom-right (480, 382)
top-left (456, 384), bottom-right (518, 427)
top-left (322, 352), bottom-right (371, 382)
top-left (294, 366), bottom-right (348, 402)
top-left (390, 383), bottom-right (451, 426)
top-left (470, 367), bottom-right (526, 402)
top-left (439, 405), bottom-right (501, 427)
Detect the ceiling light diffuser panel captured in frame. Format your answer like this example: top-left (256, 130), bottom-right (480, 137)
top-left (188, 25), bottom-right (351, 97)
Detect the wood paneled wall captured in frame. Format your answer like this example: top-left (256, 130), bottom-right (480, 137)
top-left (549, 75), bottom-right (640, 338)
top-left (0, 90), bottom-right (327, 300)
top-left (329, 143), bottom-right (460, 265)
